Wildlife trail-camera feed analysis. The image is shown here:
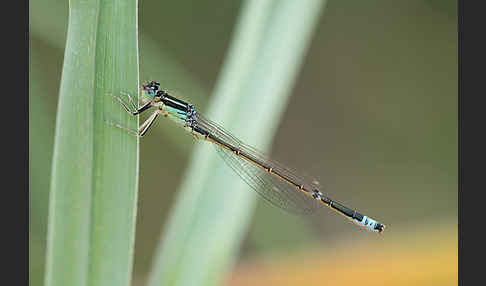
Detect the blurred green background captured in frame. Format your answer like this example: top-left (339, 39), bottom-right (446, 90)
top-left (30, 0), bottom-right (457, 285)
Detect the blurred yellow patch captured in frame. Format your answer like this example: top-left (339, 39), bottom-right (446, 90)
top-left (228, 223), bottom-right (457, 286)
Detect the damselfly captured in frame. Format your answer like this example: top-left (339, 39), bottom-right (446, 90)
top-left (109, 80), bottom-right (386, 234)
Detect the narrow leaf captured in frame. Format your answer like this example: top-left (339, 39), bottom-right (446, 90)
top-left (45, 1), bottom-right (139, 286)
top-left (148, 0), bottom-right (327, 285)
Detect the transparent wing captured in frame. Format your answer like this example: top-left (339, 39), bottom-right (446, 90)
top-left (214, 144), bottom-right (322, 215)
top-left (194, 112), bottom-right (325, 214)
top-left (195, 112), bottom-right (323, 190)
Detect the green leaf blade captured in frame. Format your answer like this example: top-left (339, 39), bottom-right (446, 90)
top-left (148, 0), bottom-right (327, 285)
top-left (45, 1), bottom-right (139, 286)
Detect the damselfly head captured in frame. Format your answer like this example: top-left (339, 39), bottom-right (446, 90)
top-left (142, 80), bottom-right (161, 98)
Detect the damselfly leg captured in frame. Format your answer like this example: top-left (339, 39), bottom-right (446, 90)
top-left (109, 92), bottom-right (152, 115)
top-left (107, 92), bottom-right (160, 137)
